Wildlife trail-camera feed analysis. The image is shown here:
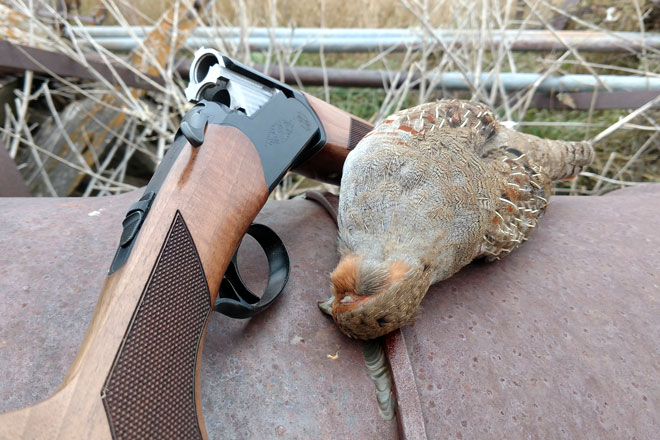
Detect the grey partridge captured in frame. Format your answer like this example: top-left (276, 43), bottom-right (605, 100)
top-left (319, 100), bottom-right (594, 339)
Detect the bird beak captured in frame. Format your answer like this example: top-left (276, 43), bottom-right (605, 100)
top-left (317, 296), bottom-right (334, 316)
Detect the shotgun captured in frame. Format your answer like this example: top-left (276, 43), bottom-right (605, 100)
top-left (0, 48), bottom-right (373, 439)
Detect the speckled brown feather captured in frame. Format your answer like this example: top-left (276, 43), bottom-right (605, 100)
top-left (323, 100), bottom-right (594, 339)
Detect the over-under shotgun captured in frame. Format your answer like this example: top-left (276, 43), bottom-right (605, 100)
top-left (0, 48), bottom-right (373, 439)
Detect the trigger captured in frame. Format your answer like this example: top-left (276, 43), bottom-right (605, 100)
top-left (214, 223), bottom-right (290, 319)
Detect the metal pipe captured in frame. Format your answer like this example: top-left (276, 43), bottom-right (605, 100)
top-left (250, 65), bottom-right (660, 93)
top-left (69, 27), bottom-right (660, 53)
top-left (444, 73), bottom-right (660, 92)
top-left (90, 36), bottom-right (423, 52)
top-left (71, 26), bottom-right (417, 38)
top-left (2, 39), bottom-right (657, 110)
top-left (0, 40), bottom-right (163, 91)
top-left (253, 64), bottom-right (660, 109)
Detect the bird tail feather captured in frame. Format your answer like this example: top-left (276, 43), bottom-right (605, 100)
top-left (488, 129), bottom-right (594, 181)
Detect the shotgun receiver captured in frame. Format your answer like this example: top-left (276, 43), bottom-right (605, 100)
top-left (0, 48), bottom-right (373, 439)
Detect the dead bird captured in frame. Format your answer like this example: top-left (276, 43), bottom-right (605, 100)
top-left (319, 100), bottom-right (594, 339)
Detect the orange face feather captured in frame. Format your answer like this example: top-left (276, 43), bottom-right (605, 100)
top-left (329, 255), bottom-right (363, 316)
top-left (330, 255), bottom-right (359, 299)
top-left (330, 256), bottom-right (411, 316)
top-left (389, 260), bottom-right (411, 284)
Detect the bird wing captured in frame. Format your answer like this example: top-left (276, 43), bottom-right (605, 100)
top-left (477, 120), bottom-right (593, 259)
top-left (477, 146), bottom-right (553, 260)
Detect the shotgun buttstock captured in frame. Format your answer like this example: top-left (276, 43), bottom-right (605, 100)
top-left (0, 125), bottom-right (268, 439)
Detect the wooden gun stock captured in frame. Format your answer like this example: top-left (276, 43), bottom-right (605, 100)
top-left (0, 50), bottom-right (376, 437)
top-left (0, 125), bottom-right (268, 439)
top-left (292, 93), bottom-right (374, 185)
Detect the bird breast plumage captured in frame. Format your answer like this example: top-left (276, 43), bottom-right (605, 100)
top-left (338, 102), bottom-right (502, 284)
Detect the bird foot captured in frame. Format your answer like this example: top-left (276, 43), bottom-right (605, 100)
top-left (317, 297), bottom-right (334, 315)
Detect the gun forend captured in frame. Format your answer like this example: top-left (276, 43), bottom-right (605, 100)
top-left (294, 93), bottom-right (373, 185)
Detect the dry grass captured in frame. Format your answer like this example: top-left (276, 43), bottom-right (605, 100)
top-left (2, 0), bottom-right (659, 198)
top-left (85, 0), bottom-right (456, 27)
top-left (80, 0), bottom-right (649, 30)
top-left (81, 0), bottom-right (649, 31)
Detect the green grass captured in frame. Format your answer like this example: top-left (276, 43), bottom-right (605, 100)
top-left (523, 108), bottom-right (660, 187)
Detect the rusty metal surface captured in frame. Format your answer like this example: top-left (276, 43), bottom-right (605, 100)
top-left (2, 185), bottom-right (659, 439)
top-left (385, 331), bottom-right (427, 440)
top-left (0, 192), bottom-right (140, 409)
top-left (0, 140), bottom-right (29, 197)
top-left (0, 193), bottom-right (397, 439)
top-left (0, 40), bottom-right (163, 91)
top-left (401, 184), bottom-right (660, 439)
top-left (532, 91), bottom-right (660, 110)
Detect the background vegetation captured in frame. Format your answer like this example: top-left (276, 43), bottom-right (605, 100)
top-left (3, 0), bottom-right (659, 197)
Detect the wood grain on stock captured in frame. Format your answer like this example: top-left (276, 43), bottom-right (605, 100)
top-left (0, 125), bottom-right (268, 440)
top-left (292, 93), bottom-right (374, 185)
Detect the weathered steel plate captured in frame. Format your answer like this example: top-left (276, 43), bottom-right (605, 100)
top-left (0, 139), bottom-right (29, 197)
top-left (0, 185), bottom-right (658, 439)
top-left (400, 184), bottom-right (660, 439)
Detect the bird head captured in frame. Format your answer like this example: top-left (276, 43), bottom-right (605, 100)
top-left (319, 255), bottom-right (432, 339)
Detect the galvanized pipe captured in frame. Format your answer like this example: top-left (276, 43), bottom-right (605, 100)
top-left (69, 27), bottom-right (660, 53)
top-left (441, 73), bottom-right (660, 92)
top-left (71, 26), bottom-right (417, 38)
top-left (248, 64), bottom-right (660, 93)
top-left (89, 36), bottom-right (422, 52)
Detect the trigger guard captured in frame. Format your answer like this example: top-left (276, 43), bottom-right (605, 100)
top-left (214, 223), bottom-right (290, 319)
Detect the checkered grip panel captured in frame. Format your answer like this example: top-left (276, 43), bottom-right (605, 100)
top-left (102, 211), bottom-right (211, 439)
